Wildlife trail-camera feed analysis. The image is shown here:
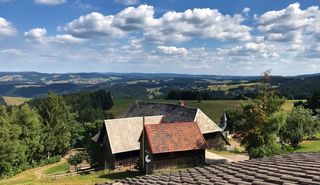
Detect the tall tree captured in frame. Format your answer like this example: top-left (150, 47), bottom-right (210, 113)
top-left (37, 92), bottom-right (74, 157)
top-left (10, 105), bottom-right (43, 163)
top-left (0, 106), bottom-right (27, 177)
top-left (240, 70), bottom-right (286, 158)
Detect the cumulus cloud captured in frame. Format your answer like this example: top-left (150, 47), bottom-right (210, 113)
top-left (217, 42), bottom-right (279, 58)
top-left (24, 28), bottom-right (85, 44)
top-left (61, 12), bottom-right (124, 38)
top-left (257, 3), bottom-right (320, 44)
top-left (24, 28), bottom-right (47, 43)
top-left (60, 5), bottom-right (252, 42)
top-left (157, 46), bottom-right (188, 55)
top-left (114, 0), bottom-right (139, 5)
top-left (0, 17), bottom-right (16, 37)
top-left (33, 0), bottom-right (66, 5)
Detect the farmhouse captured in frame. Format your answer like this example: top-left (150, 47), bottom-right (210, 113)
top-left (140, 122), bottom-right (206, 174)
top-left (94, 115), bottom-right (163, 169)
top-left (120, 101), bottom-right (229, 148)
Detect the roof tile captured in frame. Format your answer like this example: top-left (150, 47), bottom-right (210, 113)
top-left (144, 122), bottom-right (206, 154)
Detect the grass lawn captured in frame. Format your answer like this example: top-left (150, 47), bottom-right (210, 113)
top-left (0, 168), bottom-right (139, 185)
top-left (293, 140), bottom-right (320, 153)
top-left (44, 162), bottom-right (69, 174)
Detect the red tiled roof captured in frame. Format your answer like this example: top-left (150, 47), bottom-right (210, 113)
top-left (144, 122), bottom-right (206, 154)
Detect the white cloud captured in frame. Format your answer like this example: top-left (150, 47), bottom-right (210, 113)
top-left (24, 28), bottom-right (47, 43)
top-left (157, 46), bottom-right (188, 55)
top-left (114, 0), bottom-right (139, 5)
top-left (61, 5), bottom-right (252, 43)
top-left (217, 42), bottom-right (279, 58)
top-left (61, 12), bottom-right (124, 38)
top-left (0, 17), bottom-right (16, 37)
top-left (54, 34), bottom-right (86, 44)
top-left (33, 0), bottom-right (66, 5)
top-left (257, 3), bottom-right (320, 43)
top-left (113, 5), bottom-right (159, 31)
top-left (0, 49), bottom-right (25, 56)
top-left (145, 8), bottom-right (252, 43)
top-left (24, 28), bottom-right (85, 44)
top-left (242, 7), bottom-right (250, 15)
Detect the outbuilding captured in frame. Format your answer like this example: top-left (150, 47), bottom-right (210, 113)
top-left (94, 115), bottom-right (163, 169)
top-left (140, 122), bottom-right (206, 174)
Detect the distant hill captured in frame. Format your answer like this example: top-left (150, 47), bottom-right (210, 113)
top-left (0, 72), bottom-right (319, 99)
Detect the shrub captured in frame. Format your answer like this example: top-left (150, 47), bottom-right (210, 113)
top-left (248, 144), bottom-right (287, 159)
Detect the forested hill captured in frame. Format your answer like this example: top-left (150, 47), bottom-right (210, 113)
top-left (0, 71), bottom-right (320, 99)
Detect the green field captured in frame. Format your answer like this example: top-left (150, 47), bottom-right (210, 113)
top-left (294, 140), bottom-right (320, 153)
top-left (2, 96), bottom-right (31, 106)
top-left (110, 99), bottom-right (297, 123)
top-left (44, 162), bottom-right (69, 175)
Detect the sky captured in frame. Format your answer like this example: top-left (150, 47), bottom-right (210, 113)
top-left (0, 0), bottom-right (320, 76)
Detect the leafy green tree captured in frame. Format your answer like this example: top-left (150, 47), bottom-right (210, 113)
top-left (225, 107), bottom-right (244, 133)
top-left (10, 105), bottom-right (43, 164)
top-left (280, 106), bottom-right (316, 148)
top-left (37, 91), bottom-right (74, 157)
top-left (240, 70), bottom-right (286, 158)
top-left (67, 152), bottom-right (89, 171)
top-left (0, 106), bottom-right (27, 177)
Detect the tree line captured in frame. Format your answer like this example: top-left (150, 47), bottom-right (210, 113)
top-left (0, 89), bottom-right (113, 178)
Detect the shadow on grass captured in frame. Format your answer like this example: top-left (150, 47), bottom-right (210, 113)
top-left (98, 170), bottom-right (140, 180)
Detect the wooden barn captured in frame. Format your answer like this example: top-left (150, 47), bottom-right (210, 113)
top-left (140, 122), bottom-right (206, 174)
top-left (94, 115), bottom-right (163, 169)
top-left (121, 101), bottom-right (229, 148)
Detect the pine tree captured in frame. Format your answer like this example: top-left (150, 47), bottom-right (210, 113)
top-left (240, 70), bottom-right (286, 158)
top-left (37, 91), bottom-right (73, 157)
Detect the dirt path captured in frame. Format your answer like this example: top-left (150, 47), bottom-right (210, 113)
top-left (205, 150), bottom-right (249, 164)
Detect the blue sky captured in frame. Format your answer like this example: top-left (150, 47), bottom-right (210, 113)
top-left (0, 0), bottom-right (320, 75)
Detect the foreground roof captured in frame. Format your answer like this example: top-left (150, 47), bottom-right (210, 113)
top-left (104, 115), bottom-right (163, 154)
top-left (100, 152), bottom-right (320, 185)
top-left (120, 101), bottom-right (222, 134)
top-left (144, 122), bottom-right (206, 154)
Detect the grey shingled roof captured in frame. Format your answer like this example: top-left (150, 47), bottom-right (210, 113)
top-left (104, 115), bottom-right (163, 154)
top-left (98, 152), bottom-right (320, 185)
top-left (119, 101), bottom-right (197, 123)
top-left (120, 101), bottom-right (222, 134)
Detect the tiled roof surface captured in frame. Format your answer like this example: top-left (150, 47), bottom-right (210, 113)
top-left (144, 122), bottom-right (206, 154)
top-left (99, 152), bottom-right (320, 185)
